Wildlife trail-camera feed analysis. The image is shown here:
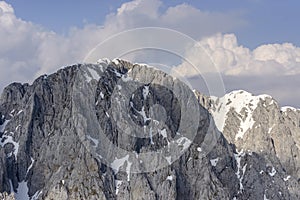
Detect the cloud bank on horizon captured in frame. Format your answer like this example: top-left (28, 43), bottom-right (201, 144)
top-left (0, 0), bottom-right (299, 107)
top-left (176, 34), bottom-right (300, 76)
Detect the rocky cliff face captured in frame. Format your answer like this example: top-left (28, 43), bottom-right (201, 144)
top-left (196, 90), bottom-right (300, 199)
top-left (0, 59), bottom-right (299, 200)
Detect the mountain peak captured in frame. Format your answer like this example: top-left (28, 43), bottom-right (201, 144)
top-left (0, 60), bottom-right (299, 200)
top-left (208, 89), bottom-right (276, 137)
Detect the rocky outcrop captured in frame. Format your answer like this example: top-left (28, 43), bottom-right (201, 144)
top-left (195, 90), bottom-right (300, 199)
top-left (0, 192), bottom-right (14, 200)
top-left (0, 59), bottom-right (299, 199)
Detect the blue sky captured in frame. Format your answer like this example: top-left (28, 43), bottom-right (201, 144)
top-left (7, 0), bottom-right (127, 32)
top-left (6, 0), bottom-right (300, 49)
top-left (1, 0), bottom-right (300, 107)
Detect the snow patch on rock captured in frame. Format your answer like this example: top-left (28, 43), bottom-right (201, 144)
top-left (281, 106), bottom-right (298, 112)
top-left (210, 158), bottom-right (219, 167)
top-left (268, 167), bottom-right (276, 177)
top-left (166, 175), bottom-right (173, 181)
top-left (234, 150), bottom-right (247, 193)
top-left (115, 180), bottom-right (123, 195)
top-left (111, 155), bottom-right (132, 181)
top-left (210, 90), bottom-right (273, 140)
top-left (15, 181), bottom-right (30, 200)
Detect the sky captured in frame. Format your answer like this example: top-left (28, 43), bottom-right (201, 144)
top-left (0, 0), bottom-right (300, 107)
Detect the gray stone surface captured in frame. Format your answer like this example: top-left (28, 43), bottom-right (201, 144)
top-left (0, 59), bottom-right (299, 199)
top-left (195, 90), bottom-right (300, 200)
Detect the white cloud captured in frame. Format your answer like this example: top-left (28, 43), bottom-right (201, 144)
top-left (104, 0), bottom-right (245, 39)
top-left (0, 1), bottom-right (13, 13)
top-left (116, 0), bottom-right (161, 17)
top-left (174, 33), bottom-right (300, 76)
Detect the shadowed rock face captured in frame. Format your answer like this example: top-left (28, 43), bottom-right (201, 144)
top-left (0, 59), bottom-right (299, 200)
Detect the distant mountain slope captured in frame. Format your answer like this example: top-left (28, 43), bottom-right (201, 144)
top-left (196, 89), bottom-right (300, 178)
top-left (0, 59), bottom-right (299, 200)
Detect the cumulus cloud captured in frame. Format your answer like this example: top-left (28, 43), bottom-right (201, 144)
top-left (174, 33), bottom-right (300, 76)
top-left (104, 0), bottom-right (245, 38)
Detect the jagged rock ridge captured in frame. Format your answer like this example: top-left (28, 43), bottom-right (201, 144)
top-left (0, 59), bottom-right (299, 200)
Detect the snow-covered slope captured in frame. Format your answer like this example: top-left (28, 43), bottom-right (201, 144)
top-left (210, 90), bottom-right (275, 140)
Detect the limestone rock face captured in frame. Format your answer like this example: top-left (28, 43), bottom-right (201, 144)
top-left (195, 90), bottom-right (300, 199)
top-left (0, 59), bottom-right (299, 200)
